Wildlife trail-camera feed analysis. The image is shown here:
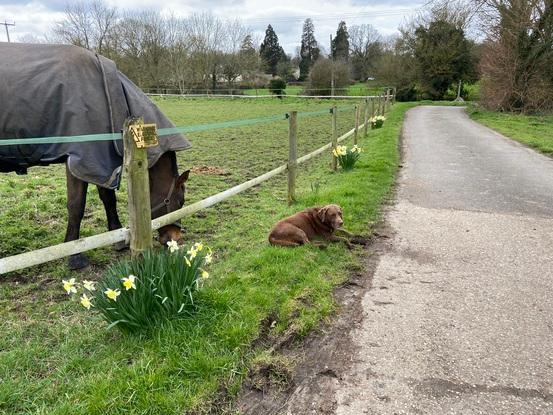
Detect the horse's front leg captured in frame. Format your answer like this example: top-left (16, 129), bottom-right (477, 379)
top-left (64, 166), bottom-right (90, 270)
top-left (97, 186), bottom-right (127, 251)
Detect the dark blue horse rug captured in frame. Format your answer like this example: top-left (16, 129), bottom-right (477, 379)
top-left (0, 42), bottom-right (191, 189)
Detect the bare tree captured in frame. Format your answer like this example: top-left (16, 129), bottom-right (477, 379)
top-left (184, 12), bottom-right (225, 90)
top-left (349, 24), bottom-right (383, 81)
top-left (54, 0), bottom-right (118, 56)
top-left (117, 11), bottom-right (170, 90)
top-left (220, 20), bottom-right (252, 88)
top-left (165, 15), bottom-right (193, 93)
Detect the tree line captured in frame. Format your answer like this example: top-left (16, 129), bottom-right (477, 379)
top-left (379, 0), bottom-right (552, 112)
top-left (47, 0), bottom-right (551, 112)
top-left (48, 1), bottom-right (385, 94)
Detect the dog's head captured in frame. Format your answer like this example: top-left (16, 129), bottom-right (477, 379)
top-left (317, 204), bottom-right (344, 230)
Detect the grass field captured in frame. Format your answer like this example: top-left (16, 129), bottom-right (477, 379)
top-left (0, 98), bottom-right (413, 414)
top-left (469, 106), bottom-right (553, 156)
top-left (243, 81), bottom-right (389, 97)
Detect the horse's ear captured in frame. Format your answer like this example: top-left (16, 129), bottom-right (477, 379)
top-left (177, 169), bottom-right (190, 187)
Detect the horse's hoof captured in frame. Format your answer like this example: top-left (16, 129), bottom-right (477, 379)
top-left (113, 241), bottom-right (128, 252)
top-left (68, 254), bottom-right (90, 270)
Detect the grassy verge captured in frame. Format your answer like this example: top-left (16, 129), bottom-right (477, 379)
top-left (0, 99), bottom-right (415, 414)
top-left (468, 106), bottom-right (553, 156)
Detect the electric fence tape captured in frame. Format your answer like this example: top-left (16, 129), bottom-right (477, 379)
top-left (0, 104), bottom-right (360, 146)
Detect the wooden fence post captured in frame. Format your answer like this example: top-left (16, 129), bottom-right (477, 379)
top-left (331, 106), bottom-right (338, 171)
top-left (287, 111), bottom-right (298, 205)
top-left (364, 98), bottom-right (369, 137)
top-left (371, 97), bottom-right (376, 118)
top-left (354, 105), bottom-right (360, 145)
top-left (123, 117), bottom-right (153, 258)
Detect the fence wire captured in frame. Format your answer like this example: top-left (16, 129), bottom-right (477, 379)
top-left (0, 104), bottom-right (360, 146)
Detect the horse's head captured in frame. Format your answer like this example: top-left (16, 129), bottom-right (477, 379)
top-left (149, 152), bottom-right (190, 246)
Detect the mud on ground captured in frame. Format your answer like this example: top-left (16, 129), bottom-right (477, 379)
top-left (232, 224), bottom-right (394, 415)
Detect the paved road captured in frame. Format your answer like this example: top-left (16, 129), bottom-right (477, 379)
top-left (331, 106), bottom-right (553, 414)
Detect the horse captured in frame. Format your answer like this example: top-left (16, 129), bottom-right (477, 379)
top-left (0, 42), bottom-right (192, 269)
top-left (62, 152), bottom-right (190, 269)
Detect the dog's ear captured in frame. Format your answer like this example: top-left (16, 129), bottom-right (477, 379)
top-left (317, 206), bottom-right (329, 223)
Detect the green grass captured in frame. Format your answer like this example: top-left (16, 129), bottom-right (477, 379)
top-left (0, 98), bottom-right (414, 414)
top-left (464, 82), bottom-right (480, 101)
top-left (242, 86), bottom-right (303, 96)
top-left (469, 106), bottom-right (553, 156)
top-left (242, 81), bottom-right (389, 97)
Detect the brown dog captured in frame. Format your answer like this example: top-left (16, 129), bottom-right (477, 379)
top-left (268, 204), bottom-right (353, 247)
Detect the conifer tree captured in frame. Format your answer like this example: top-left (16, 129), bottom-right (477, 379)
top-left (260, 24), bottom-right (284, 75)
top-left (332, 21), bottom-right (350, 62)
top-left (299, 18), bottom-right (320, 81)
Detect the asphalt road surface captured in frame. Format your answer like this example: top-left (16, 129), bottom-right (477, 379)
top-left (332, 106), bottom-right (553, 414)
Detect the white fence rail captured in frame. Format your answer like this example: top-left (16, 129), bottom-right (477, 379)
top-left (147, 93), bottom-right (386, 100)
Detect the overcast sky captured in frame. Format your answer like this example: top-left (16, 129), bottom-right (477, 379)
top-left (0, 0), bottom-right (424, 54)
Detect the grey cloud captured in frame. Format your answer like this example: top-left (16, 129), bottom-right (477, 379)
top-left (0, 0), bottom-right (67, 11)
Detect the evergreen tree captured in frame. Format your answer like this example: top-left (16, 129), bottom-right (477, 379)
top-left (414, 19), bottom-right (472, 100)
top-left (260, 25), bottom-right (284, 75)
top-left (299, 18), bottom-right (320, 81)
top-left (332, 21), bottom-right (350, 62)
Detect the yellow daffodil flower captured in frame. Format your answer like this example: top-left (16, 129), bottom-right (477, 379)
top-left (80, 293), bottom-right (93, 310)
top-left (187, 247), bottom-right (197, 259)
top-left (167, 239), bottom-right (179, 253)
top-left (121, 275), bottom-right (137, 290)
top-left (62, 278), bottom-right (77, 295)
top-left (204, 252), bottom-right (213, 265)
top-left (105, 288), bottom-right (121, 301)
top-left (200, 269), bottom-right (209, 279)
top-left (194, 242), bottom-right (204, 252)
top-left (82, 280), bottom-right (96, 291)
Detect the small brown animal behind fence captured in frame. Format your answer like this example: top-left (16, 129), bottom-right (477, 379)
top-left (0, 93), bottom-right (393, 274)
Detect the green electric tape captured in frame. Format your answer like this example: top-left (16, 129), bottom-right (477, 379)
top-left (0, 104), bottom-right (363, 146)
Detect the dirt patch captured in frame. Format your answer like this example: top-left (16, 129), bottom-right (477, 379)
top-left (191, 165), bottom-right (231, 176)
top-left (232, 220), bottom-right (395, 415)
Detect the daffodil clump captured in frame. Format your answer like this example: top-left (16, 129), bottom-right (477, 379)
top-left (369, 115), bottom-right (386, 129)
top-left (62, 278), bottom-right (97, 310)
top-left (332, 144), bottom-right (363, 171)
top-left (62, 241), bottom-right (212, 333)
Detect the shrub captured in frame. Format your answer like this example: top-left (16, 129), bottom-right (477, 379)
top-left (268, 78), bottom-right (287, 98)
top-left (369, 115), bottom-right (386, 129)
top-left (395, 85), bottom-right (418, 102)
top-left (332, 145), bottom-right (362, 171)
top-left (62, 241), bottom-right (212, 334)
top-left (307, 58), bottom-right (350, 96)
